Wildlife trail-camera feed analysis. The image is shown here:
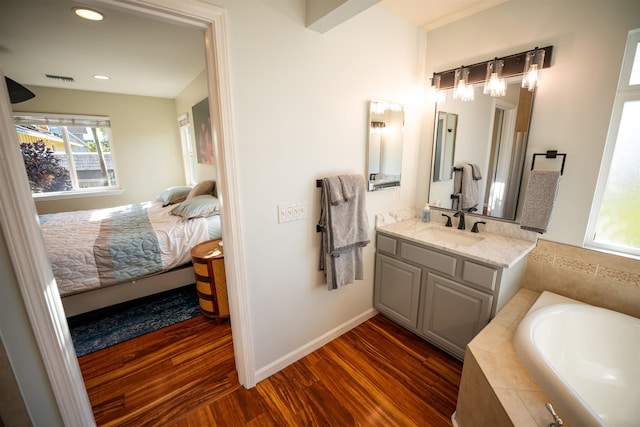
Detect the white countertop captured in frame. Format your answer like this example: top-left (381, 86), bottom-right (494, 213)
top-left (377, 217), bottom-right (536, 269)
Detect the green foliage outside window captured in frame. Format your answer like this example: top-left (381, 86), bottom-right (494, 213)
top-left (20, 141), bottom-right (72, 193)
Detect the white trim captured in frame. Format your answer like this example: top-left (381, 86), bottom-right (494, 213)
top-left (254, 309), bottom-right (378, 383)
top-left (584, 29), bottom-right (640, 258)
top-left (32, 188), bottom-right (124, 201)
top-left (0, 66), bottom-right (95, 425)
top-left (0, 0), bottom-right (254, 423)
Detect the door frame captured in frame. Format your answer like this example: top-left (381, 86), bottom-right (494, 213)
top-left (0, 1), bottom-right (254, 424)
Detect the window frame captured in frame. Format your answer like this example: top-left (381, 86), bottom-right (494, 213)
top-left (13, 112), bottom-right (122, 200)
top-left (585, 29), bottom-right (640, 258)
top-left (178, 113), bottom-right (197, 186)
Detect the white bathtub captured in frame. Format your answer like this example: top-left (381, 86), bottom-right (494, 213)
top-left (513, 291), bottom-right (640, 427)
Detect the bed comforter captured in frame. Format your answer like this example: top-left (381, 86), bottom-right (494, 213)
top-left (39, 201), bottom-right (214, 297)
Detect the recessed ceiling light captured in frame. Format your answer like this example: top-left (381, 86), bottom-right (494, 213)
top-left (73, 7), bottom-right (104, 21)
top-left (93, 75), bottom-right (110, 80)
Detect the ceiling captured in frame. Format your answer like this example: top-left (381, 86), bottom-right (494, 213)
top-left (0, 0), bottom-right (506, 99)
top-left (0, 0), bottom-right (206, 99)
top-left (378, 0), bottom-right (508, 31)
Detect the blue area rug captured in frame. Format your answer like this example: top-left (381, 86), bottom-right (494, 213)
top-left (68, 284), bottom-right (201, 357)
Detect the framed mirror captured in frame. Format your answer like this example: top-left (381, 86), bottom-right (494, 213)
top-left (428, 79), bottom-right (535, 220)
top-left (367, 100), bottom-right (404, 191)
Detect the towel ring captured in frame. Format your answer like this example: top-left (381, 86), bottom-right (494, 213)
top-left (531, 150), bottom-right (567, 175)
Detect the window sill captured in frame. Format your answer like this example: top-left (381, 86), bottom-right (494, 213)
top-left (32, 188), bottom-right (124, 201)
top-left (583, 241), bottom-right (640, 261)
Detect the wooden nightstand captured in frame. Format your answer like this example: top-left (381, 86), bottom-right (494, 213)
top-left (190, 239), bottom-right (229, 324)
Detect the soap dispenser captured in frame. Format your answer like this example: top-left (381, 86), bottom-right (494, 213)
top-left (421, 203), bottom-right (431, 223)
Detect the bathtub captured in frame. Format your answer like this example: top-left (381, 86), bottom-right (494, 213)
top-left (513, 291), bottom-right (640, 427)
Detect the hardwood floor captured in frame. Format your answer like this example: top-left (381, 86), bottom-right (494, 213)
top-left (78, 314), bottom-right (463, 426)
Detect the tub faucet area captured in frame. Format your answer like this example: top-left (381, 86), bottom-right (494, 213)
top-left (546, 403), bottom-right (563, 426)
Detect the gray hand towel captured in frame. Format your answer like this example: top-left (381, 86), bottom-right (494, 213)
top-left (520, 169), bottom-right (561, 233)
top-left (460, 164), bottom-right (479, 210)
top-left (318, 174), bottom-right (370, 289)
top-left (469, 163), bottom-right (482, 180)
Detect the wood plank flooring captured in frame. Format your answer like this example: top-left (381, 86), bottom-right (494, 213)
top-left (78, 314), bottom-right (463, 426)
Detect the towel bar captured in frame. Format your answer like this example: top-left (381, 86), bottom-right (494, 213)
top-left (531, 150), bottom-right (567, 175)
top-left (316, 180), bottom-right (323, 232)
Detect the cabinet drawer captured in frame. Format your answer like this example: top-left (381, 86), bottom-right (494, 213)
top-left (400, 242), bottom-right (457, 276)
top-left (462, 260), bottom-right (498, 291)
top-left (377, 234), bottom-right (397, 255)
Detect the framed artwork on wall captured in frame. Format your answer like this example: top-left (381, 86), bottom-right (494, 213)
top-left (192, 97), bottom-right (214, 165)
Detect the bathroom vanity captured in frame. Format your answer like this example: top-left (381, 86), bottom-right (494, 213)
top-left (374, 217), bottom-right (536, 360)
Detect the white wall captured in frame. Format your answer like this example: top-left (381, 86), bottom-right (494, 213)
top-left (15, 86), bottom-right (186, 214)
top-left (419, 0), bottom-right (640, 246)
top-left (213, 0), bottom-right (424, 370)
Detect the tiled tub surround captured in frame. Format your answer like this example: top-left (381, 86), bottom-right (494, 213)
top-left (524, 239), bottom-right (640, 319)
top-left (454, 288), bottom-right (556, 427)
top-left (455, 239), bottom-right (640, 427)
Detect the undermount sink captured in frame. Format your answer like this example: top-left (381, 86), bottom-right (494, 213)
top-left (414, 226), bottom-right (485, 247)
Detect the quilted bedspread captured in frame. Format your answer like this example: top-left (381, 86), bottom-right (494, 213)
top-left (39, 201), bottom-right (210, 297)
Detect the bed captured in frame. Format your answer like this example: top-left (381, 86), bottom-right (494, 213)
top-left (39, 182), bottom-right (222, 316)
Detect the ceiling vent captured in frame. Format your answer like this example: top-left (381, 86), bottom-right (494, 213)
top-left (45, 74), bottom-right (75, 82)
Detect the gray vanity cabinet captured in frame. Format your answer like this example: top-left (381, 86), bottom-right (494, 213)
top-left (420, 273), bottom-right (493, 357)
top-left (374, 231), bottom-right (527, 360)
top-left (374, 254), bottom-right (422, 329)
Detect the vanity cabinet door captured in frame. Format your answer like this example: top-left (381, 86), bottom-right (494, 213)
top-left (374, 253), bottom-right (422, 329)
top-left (421, 273), bottom-right (493, 359)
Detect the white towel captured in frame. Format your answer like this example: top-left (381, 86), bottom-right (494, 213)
top-left (520, 169), bottom-right (561, 234)
top-left (318, 174), bottom-right (370, 289)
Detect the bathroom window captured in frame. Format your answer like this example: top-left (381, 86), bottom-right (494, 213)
top-left (586, 29), bottom-right (640, 257)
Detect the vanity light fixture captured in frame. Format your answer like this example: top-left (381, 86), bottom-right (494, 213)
top-left (429, 73), bottom-right (447, 104)
top-left (431, 46), bottom-right (553, 98)
top-left (484, 58), bottom-right (506, 97)
top-left (73, 7), bottom-right (105, 21)
top-left (453, 67), bottom-right (474, 101)
top-left (522, 47), bottom-right (545, 91)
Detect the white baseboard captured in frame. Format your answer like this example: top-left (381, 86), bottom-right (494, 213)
top-left (254, 308), bottom-right (378, 384)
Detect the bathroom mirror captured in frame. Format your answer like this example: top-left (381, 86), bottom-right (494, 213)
top-left (367, 100), bottom-right (404, 191)
top-left (428, 79), bottom-right (535, 220)
top-left (432, 111), bottom-right (458, 182)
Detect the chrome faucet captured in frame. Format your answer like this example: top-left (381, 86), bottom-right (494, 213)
top-left (546, 403), bottom-right (563, 427)
top-left (454, 211), bottom-right (465, 230)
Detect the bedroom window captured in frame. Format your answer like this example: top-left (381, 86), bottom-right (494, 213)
top-left (178, 113), bottom-right (197, 185)
top-left (13, 112), bottom-right (119, 197)
top-left (585, 29), bottom-right (640, 258)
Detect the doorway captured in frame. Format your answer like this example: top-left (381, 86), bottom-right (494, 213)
top-left (0, 1), bottom-right (252, 424)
